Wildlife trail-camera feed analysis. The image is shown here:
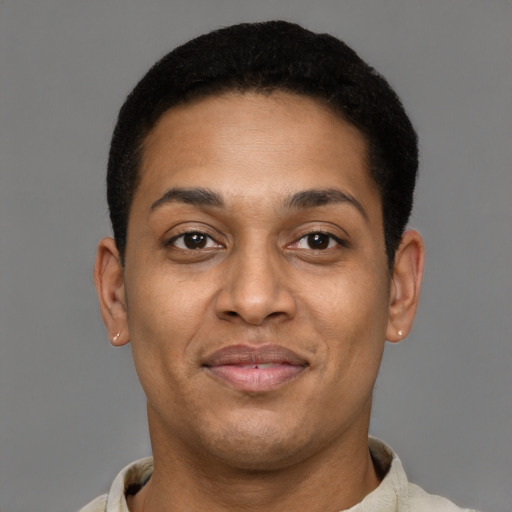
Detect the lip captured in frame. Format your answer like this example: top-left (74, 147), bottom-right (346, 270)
top-left (202, 344), bottom-right (309, 392)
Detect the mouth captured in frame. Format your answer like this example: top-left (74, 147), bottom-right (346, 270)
top-left (202, 344), bottom-right (309, 392)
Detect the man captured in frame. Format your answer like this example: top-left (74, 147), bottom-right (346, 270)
top-left (84, 21), bottom-right (477, 512)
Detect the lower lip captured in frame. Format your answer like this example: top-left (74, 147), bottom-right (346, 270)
top-left (205, 364), bottom-right (306, 392)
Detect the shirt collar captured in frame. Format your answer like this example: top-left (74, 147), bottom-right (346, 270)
top-left (104, 438), bottom-right (408, 512)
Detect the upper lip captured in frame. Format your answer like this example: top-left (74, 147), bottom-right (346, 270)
top-left (202, 344), bottom-right (309, 367)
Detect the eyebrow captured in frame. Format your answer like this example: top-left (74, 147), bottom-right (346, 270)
top-left (150, 187), bottom-right (224, 211)
top-left (150, 186), bottom-right (367, 220)
top-left (285, 188), bottom-right (368, 221)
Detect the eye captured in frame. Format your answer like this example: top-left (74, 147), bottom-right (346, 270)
top-left (169, 232), bottom-right (221, 250)
top-left (295, 232), bottom-right (344, 250)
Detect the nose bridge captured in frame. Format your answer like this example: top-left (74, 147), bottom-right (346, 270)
top-left (216, 233), bottom-right (295, 325)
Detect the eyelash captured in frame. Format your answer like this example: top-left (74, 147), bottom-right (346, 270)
top-left (292, 231), bottom-right (348, 251)
top-left (167, 231), bottom-right (222, 250)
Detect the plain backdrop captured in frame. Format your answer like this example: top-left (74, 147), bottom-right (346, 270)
top-left (0, 1), bottom-right (511, 511)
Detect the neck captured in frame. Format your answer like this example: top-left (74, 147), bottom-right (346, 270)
top-left (129, 418), bottom-right (380, 512)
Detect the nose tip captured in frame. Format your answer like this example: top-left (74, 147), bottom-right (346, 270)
top-left (214, 255), bottom-right (296, 325)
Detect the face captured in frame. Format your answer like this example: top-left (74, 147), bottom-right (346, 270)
top-left (103, 92), bottom-right (410, 471)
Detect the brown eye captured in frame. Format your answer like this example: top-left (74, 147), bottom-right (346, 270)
top-left (170, 232), bottom-right (221, 250)
top-left (294, 231), bottom-right (346, 251)
top-left (183, 232), bottom-right (207, 249)
top-left (307, 233), bottom-right (330, 250)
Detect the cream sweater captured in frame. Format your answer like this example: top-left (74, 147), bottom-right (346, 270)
top-left (80, 438), bottom-right (478, 512)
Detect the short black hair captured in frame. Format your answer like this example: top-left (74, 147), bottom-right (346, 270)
top-left (107, 20), bottom-right (418, 266)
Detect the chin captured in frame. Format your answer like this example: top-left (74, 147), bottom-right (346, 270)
top-left (212, 441), bottom-right (305, 472)
top-left (195, 418), bottom-right (322, 472)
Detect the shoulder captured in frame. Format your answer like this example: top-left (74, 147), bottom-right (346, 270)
top-left (407, 482), bottom-right (479, 512)
top-left (78, 457), bottom-right (153, 512)
top-left (79, 493), bottom-right (107, 512)
top-left (367, 438), bottom-right (479, 512)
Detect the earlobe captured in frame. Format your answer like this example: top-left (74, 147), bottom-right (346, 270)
top-left (386, 230), bottom-right (425, 343)
top-left (94, 237), bottom-right (130, 346)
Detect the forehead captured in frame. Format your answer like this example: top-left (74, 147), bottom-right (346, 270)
top-left (134, 91), bottom-right (380, 219)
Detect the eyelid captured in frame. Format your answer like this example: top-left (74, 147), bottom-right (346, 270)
top-left (295, 232), bottom-right (346, 250)
top-left (288, 225), bottom-right (350, 249)
top-left (164, 225), bottom-right (225, 250)
top-left (169, 232), bottom-right (222, 250)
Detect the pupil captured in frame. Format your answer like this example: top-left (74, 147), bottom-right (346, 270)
top-left (184, 233), bottom-right (207, 249)
top-left (308, 233), bottom-right (329, 249)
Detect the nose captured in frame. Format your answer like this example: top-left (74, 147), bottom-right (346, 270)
top-left (214, 243), bottom-right (297, 326)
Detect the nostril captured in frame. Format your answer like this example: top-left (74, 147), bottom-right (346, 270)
top-left (215, 283), bottom-right (297, 325)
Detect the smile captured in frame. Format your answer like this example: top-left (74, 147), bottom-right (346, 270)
top-left (202, 344), bottom-right (308, 392)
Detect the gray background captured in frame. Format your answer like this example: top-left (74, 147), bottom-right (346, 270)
top-left (0, 1), bottom-right (510, 511)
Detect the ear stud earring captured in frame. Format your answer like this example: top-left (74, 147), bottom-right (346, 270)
top-left (397, 330), bottom-right (404, 337)
top-left (112, 332), bottom-right (121, 344)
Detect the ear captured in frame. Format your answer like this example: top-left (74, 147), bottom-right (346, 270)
top-left (386, 229), bottom-right (425, 343)
top-left (94, 237), bottom-right (130, 346)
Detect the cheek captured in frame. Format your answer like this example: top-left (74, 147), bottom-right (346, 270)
top-left (127, 265), bottom-right (210, 336)
top-left (126, 282), bottom-right (207, 419)
top-left (124, 272), bottom-right (206, 385)
top-left (307, 264), bottom-right (389, 335)
top-left (302, 266), bottom-right (390, 383)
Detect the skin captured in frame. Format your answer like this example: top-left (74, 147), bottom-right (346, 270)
top-left (95, 91), bottom-right (424, 512)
